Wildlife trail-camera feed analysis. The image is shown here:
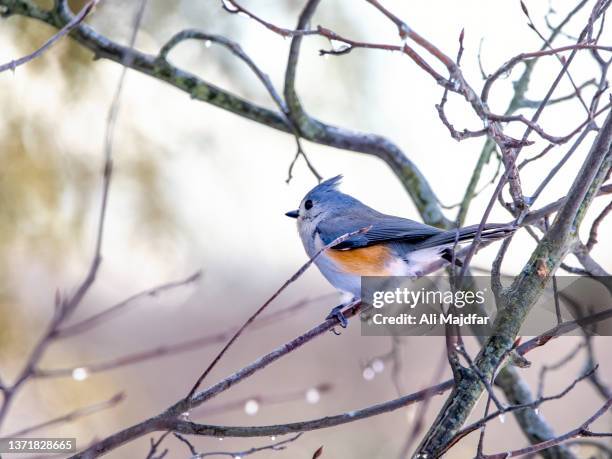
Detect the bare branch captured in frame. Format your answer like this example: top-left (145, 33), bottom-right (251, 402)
top-left (0, 0), bottom-right (98, 73)
top-left (157, 28), bottom-right (320, 182)
top-left (586, 199), bottom-right (612, 249)
top-left (190, 433), bottom-right (303, 458)
top-left (448, 366), bottom-right (600, 455)
top-left (145, 432), bottom-right (171, 459)
top-left (167, 381), bottom-right (453, 439)
top-left (518, 78), bottom-right (597, 109)
top-left (55, 271), bottom-right (201, 339)
top-left (456, 0), bottom-right (591, 226)
top-left (481, 398), bottom-right (612, 459)
top-left (8, 393), bottom-right (123, 437)
top-left (222, 0), bottom-right (315, 38)
top-left (482, 43), bottom-right (612, 103)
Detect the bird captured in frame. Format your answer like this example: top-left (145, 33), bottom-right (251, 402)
top-left (285, 175), bottom-right (515, 327)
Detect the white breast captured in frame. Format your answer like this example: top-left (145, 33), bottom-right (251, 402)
top-left (296, 221), bottom-right (359, 297)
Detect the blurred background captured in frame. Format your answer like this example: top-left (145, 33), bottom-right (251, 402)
top-left (0, 0), bottom-right (611, 457)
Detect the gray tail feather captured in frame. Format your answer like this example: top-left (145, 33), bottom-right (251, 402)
top-left (415, 223), bottom-right (516, 251)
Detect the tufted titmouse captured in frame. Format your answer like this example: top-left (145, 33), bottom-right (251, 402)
top-left (285, 175), bottom-right (515, 327)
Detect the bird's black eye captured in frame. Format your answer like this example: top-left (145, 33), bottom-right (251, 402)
top-left (304, 199), bottom-right (313, 210)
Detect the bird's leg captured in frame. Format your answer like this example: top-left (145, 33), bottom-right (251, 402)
top-left (326, 302), bottom-right (352, 329)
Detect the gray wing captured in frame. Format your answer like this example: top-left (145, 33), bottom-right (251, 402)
top-left (317, 213), bottom-right (442, 249)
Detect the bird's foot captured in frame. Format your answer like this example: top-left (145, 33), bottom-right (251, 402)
top-left (409, 271), bottom-right (423, 281)
top-left (326, 304), bottom-right (349, 329)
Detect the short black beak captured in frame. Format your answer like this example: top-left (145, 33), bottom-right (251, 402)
top-left (285, 210), bottom-right (299, 219)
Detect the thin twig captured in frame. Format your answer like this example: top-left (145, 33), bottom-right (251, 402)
top-left (481, 398), bottom-right (612, 458)
top-left (0, 0), bottom-right (99, 73)
top-left (192, 433), bottom-right (303, 458)
top-left (55, 271), bottom-right (201, 338)
top-left (8, 393), bottom-right (124, 436)
top-left (36, 295), bottom-right (330, 379)
top-left (586, 199), bottom-right (612, 249)
top-left (449, 366), bottom-right (601, 454)
top-left (0, 0), bottom-right (149, 430)
top-left (186, 226), bottom-right (370, 398)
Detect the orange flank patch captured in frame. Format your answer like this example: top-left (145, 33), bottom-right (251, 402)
top-left (327, 245), bottom-right (393, 275)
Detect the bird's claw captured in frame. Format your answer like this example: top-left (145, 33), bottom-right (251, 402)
top-left (326, 305), bottom-right (348, 329)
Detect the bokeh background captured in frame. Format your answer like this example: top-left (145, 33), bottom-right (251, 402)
top-left (1, 0), bottom-right (611, 457)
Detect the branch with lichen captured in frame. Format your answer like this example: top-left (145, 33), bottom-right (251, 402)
top-left (416, 105), bottom-right (612, 457)
top-left (0, 0), bottom-right (449, 227)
